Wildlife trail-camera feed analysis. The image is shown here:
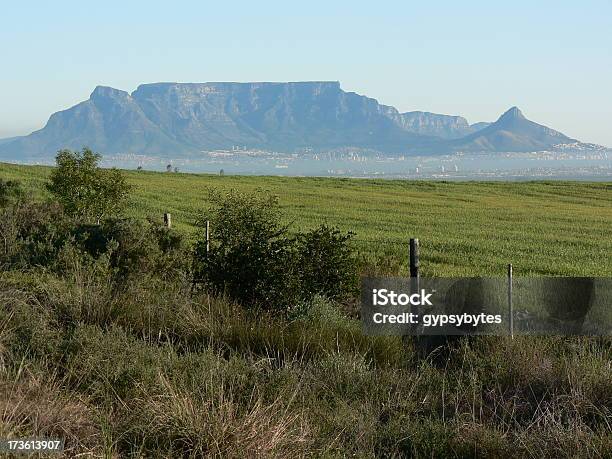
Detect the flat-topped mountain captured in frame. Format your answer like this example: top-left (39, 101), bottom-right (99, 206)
top-left (0, 82), bottom-right (599, 159)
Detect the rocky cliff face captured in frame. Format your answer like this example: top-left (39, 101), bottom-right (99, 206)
top-left (0, 82), bottom-right (590, 159)
top-left (391, 111), bottom-right (481, 139)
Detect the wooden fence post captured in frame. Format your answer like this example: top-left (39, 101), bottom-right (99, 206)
top-left (164, 213), bottom-right (171, 228)
top-left (409, 238), bottom-right (420, 287)
top-left (508, 263), bottom-right (513, 339)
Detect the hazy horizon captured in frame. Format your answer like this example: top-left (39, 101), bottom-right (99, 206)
top-left (2, 1), bottom-right (611, 146)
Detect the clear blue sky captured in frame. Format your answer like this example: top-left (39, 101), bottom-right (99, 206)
top-left (2, 1), bottom-right (611, 145)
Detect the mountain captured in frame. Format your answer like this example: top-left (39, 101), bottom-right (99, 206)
top-left (129, 82), bottom-right (433, 153)
top-left (0, 86), bottom-right (188, 159)
top-left (0, 82), bottom-right (596, 160)
top-left (1, 82), bottom-right (444, 159)
top-left (390, 111), bottom-right (485, 139)
top-left (468, 122), bottom-right (491, 132)
top-left (0, 136), bottom-right (22, 146)
top-left (443, 107), bottom-right (576, 153)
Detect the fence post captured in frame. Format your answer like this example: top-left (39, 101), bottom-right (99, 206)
top-left (163, 213), bottom-right (172, 228)
top-left (508, 263), bottom-right (513, 339)
top-left (205, 220), bottom-right (210, 254)
top-left (410, 238), bottom-right (420, 335)
top-left (409, 238), bottom-right (420, 286)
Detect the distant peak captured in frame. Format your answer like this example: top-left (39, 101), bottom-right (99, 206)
top-left (90, 85), bottom-right (130, 100)
top-left (498, 106), bottom-right (525, 122)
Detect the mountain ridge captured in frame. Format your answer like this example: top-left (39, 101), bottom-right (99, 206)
top-left (0, 82), bottom-right (600, 160)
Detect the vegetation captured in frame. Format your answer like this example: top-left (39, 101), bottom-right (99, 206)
top-left (193, 190), bottom-right (357, 312)
top-left (1, 162), bottom-right (610, 277)
top-left (46, 148), bottom-right (131, 223)
top-left (0, 159), bottom-right (610, 457)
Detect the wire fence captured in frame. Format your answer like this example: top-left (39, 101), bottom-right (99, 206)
top-left (352, 238), bottom-right (406, 246)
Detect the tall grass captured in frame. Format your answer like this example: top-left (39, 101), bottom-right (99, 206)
top-left (1, 163), bottom-right (610, 456)
top-left (1, 264), bottom-right (610, 457)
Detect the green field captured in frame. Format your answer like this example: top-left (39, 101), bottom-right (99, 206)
top-left (1, 162), bottom-right (611, 457)
top-left (2, 162), bottom-right (611, 276)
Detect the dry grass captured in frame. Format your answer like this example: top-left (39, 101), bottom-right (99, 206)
top-left (0, 368), bottom-right (107, 457)
top-left (134, 373), bottom-right (311, 458)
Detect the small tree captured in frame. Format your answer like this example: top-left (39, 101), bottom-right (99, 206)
top-left (46, 148), bottom-right (131, 223)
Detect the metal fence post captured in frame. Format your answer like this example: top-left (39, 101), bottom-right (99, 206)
top-left (508, 263), bottom-right (513, 339)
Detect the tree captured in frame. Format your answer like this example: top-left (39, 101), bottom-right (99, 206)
top-left (46, 148), bottom-right (132, 223)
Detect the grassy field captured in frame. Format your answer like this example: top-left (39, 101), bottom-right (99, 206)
top-left (1, 162), bottom-right (611, 457)
top-left (1, 162), bottom-right (611, 276)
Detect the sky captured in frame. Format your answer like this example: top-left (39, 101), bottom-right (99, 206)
top-left (2, 1), bottom-right (611, 145)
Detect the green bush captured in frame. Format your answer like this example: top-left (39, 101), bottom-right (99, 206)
top-left (0, 178), bottom-right (24, 207)
top-left (296, 225), bottom-right (358, 301)
top-left (0, 199), bottom-right (72, 269)
top-left (0, 193), bottom-right (188, 284)
top-left (74, 217), bottom-right (190, 283)
top-left (193, 190), bottom-right (358, 313)
top-left (46, 148), bottom-right (131, 223)
top-left (193, 190), bottom-right (301, 312)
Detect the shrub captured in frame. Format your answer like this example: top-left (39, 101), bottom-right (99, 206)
top-left (193, 190), bottom-right (300, 312)
top-left (193, 190), bottom-right (358, 313)
top-left (46, 148), bottom-right (132, 223)
top-left (0, 192), bottom-right (188, 286)
top-left (296, 225), bottom-right (358, 301)
top-left (0, 179), bottom-right (24, 207)
top-left (74, 217), bottom-right (190, 283)
top-left (0, 199), bottom-right (72, 269)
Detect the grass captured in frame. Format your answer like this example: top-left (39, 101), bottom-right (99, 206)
top-left (1, 270), bottom-right (610, 457)
top-left (0, 162), bottom-right (611, 457)
top-left (1, 162), bottom-right (611, 276)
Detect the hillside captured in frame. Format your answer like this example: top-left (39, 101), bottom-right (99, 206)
top-left (2, 162), bottom-right (610, 276)
top-left (446, 107), bottom-right (576, 152)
